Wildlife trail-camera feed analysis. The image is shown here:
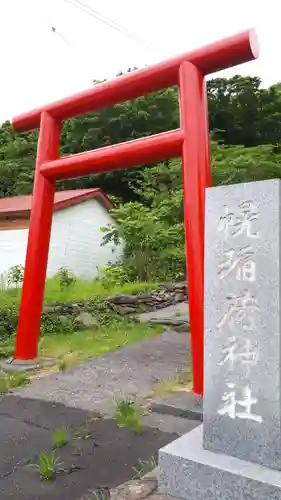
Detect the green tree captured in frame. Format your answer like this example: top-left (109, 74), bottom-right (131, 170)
top-left (58, 86), bottom-right (179, 200)
top-left (0, 122), bottom-right (37, 197)
top-left (207, 76), bottom-right (281, 146)
top-left (102, 141), bottom-right (281, 282)
top-left (2, 74), bottom-right (281, 203)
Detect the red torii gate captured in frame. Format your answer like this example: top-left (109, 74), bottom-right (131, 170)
top-left (12, 29), bottom-right (259, 396)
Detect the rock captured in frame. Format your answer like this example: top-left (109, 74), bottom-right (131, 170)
top-left (58, 315), bottom-right (71, 324)
top-left (147, 318), bottom-right (187, 326)
top-left (173, 323), bottom-right (189, 333)
top-left (41, 282), bottom-right (188, 331)
top-left (71, 303), bottom-right (80, 309)
top-left (108, 295), bottom-right (138, 305)
top-left (110, 476), bottom-right (157, 500)
top-left (174, 292), bottom-right (185, 302)
top-left (112, 305), bottom-right (136, 315)
top-left (75, 312), bottom-right (98, 328)
top-left (43, 305), bottom-right (55, 313)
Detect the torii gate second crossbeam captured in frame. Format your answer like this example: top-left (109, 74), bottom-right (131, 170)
top-left (11, 29), bottom-right (259, 396)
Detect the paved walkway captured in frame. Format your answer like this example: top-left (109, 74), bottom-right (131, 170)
top-left (0, 396), bottom-right (182, 500)
top-left (0, 304), bottom-right (195, 498)
top-left (13, 329), bottom-right (190, 415)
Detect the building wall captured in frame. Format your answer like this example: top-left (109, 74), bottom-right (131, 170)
top-left (0, 199), bottom-right (123, 282)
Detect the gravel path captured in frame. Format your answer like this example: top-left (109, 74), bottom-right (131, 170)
top-left (13, 330), bottom-right (190, 415)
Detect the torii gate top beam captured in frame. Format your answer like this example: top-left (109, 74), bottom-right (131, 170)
top-left (13, 29), bottom-right (259, 132)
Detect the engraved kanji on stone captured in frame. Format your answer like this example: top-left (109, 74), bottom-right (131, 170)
top-left (218, 246), bottom-right (256, 281)
top-left (218, 383), bottom-right (262, 423)
top-left (217, 201), bottom-right (259, 239)
top-left (217, 290), bottom-right (259, 331)
top-left (218, 336), bottom-right (258, 376)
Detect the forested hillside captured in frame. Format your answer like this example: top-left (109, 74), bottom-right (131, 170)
top-left (1, 74), bottom-right (281, 282)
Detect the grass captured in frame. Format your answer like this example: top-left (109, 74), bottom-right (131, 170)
top-left (28, 451), bottom-right (62, 481)
top-left (115, 396), bottom-right (143, 434)
top-left (0, 277), bottom-right (159, 308)
top-left (133, 456), bottom-right (157, 479)
top-left (0, 277), bottom-right (163, 376)
top-left (0, 371), bottom-right (29, 393)
top-left (0, 311), bottom-right (163, 377)
top-left (52, 426), bottom-right (69, 448)
top-left (151, 369), bottom-right (193, 399)
top-left (57, 357), bottom-right (68, 371)
top-left (39, 322), bottom-right (162, 367)
top-left (0, 336), bottom-right (15, 359)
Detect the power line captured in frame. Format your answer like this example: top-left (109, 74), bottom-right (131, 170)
top-left (32, 2), bottom-right (72, 47)
top-left (62, 0), bottom-right (159, 53)
top-left (28, 1), bottom-right (96, 82)
top-left (51, 26), bottom-right (70, 46)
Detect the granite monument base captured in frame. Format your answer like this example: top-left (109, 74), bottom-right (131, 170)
top-left (158, 425), bottom-right (281, 499)
top-left (150, 392), bottom-right (203, 421)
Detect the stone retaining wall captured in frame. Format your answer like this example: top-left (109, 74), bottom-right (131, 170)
top-left (107, 282), bottom-right (187, 315)
top-left (42, 282), bottom-right (187, 326)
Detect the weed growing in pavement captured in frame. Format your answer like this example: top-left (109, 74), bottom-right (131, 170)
top-left (28, 451), bottom-right (63, 481)
top-left (133, 455), bottom-right (157, 479)
top-left (52, 426), bottom-right (69, 448)
top-left (115, 396), bottom-right (143, 435)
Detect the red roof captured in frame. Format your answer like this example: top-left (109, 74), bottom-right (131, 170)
top-left (0, 189), bottom-right (112, 218)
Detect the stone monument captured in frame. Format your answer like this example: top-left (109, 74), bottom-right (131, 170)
top-left (158, 179), bottom-right (281, 499)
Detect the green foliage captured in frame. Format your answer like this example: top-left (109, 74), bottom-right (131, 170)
top-left (0, 276), bottom-right (159, 343)
top-left (40, 322), bottom-right (162, 370)
top-left (207, 76), bottom-right (281, 146)
top-left (102, 140), bottom-right (281, 283)
top-left (7, 265), bottom-right (24, 288)
top-left (40, 312), bottom-right (79, 336)
top-left (102, 159), bottom-right (185, 282)
top-left (28, 451), bottom-right (62, 481)
top-left (2, 74), bottom-right (281, 304)
top-left (40, 276), bottom-right (157, 305)
top-left (115, 396), bottom-right (143, 434)
top-left (57, 357), bottom-right (68, 371)
top-left (133, 456), bottom-right (158, 479)
top-left (0, 303), bottom-right (19, 339)
top-left (0, 336), bottom-right (15, 359)
top-left (3, 75), bottom-right (281, 202)
top-left (58, 266), bottom-right (76, 291)
top-left (52, 427), bottom-right (69, 448)
top-left (100, 264), bottom-right (130, 287)
top-left (0, 371), bottom-right (29, 393)
top-left (211, 141), bottom-right (281, 185)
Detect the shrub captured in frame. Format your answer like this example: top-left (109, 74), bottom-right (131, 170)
top-left (0, 303), bottom-right (19, 339)
top-left (100, 264), bottom-right (129, 287)
top-left (58, 267), bottom-right (76, 291)
top-left (7, 265), bottom-right (24, 288)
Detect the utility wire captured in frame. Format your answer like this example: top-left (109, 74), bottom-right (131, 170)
top-left (51, 26), bottom-right (70, 46)
top-left (32, 1), bottom-right (72, 47)
top-left (62, 0), bottom-right (159, 53)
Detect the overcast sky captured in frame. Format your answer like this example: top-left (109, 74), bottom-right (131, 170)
top-left (0, 0), bottom-right (279, 124)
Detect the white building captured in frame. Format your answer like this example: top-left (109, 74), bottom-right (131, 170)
top-left (0, 188), bottom-right (123, 281)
